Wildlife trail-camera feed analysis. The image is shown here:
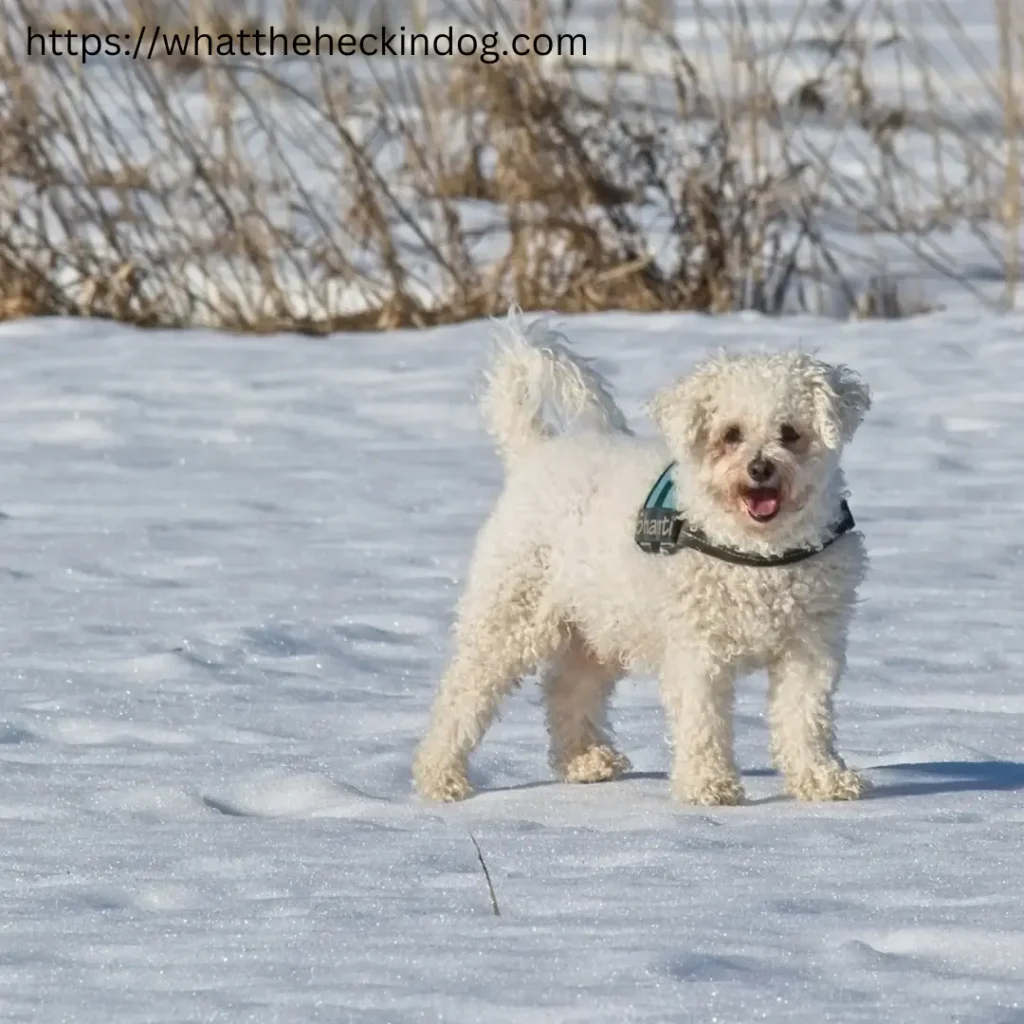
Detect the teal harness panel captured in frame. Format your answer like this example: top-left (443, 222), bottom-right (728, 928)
top-left (635, 462), bottom-right (681, 554)
top-left (643, 461), bottom-right (678, 511)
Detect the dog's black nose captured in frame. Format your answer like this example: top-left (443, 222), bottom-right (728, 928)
top-left (747, 456), bottom-right (775, 483)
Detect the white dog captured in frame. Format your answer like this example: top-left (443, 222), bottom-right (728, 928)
top-left (413, 314), bottom-right (871, 806)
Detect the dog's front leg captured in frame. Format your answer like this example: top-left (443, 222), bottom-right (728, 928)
top-left (768, 635), bottom-right (868, 801)
top-left (660, 645), bottom-right (744, 806)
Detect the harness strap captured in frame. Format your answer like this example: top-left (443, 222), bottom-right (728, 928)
top-left (635, 461), bottom-right (857, 568)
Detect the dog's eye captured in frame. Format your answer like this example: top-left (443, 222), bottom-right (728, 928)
top-left (779, 424), bottom-right (800, 445)
top-left (722, 425), bottom-right (742, 445)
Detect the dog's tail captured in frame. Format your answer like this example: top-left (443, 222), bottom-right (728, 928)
top-left (480, 310), bottom-right (631, 465)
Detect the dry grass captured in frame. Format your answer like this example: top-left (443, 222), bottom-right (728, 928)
top-left (996, 0), bottom-right (1021, 309)
top-left (0, 0), bottom-right (1018, 331)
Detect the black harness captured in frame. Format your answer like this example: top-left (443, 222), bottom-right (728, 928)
top-left (635, 461), bottom-right (856, 568)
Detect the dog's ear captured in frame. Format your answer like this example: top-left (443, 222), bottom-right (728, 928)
top-left (812, 362), bottom-right (872, 449)
top-left (648, 374), bottom-right (710, 454)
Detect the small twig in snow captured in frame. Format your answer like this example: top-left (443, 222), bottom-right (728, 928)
top-left (469, 833), bottom-right (501, 917)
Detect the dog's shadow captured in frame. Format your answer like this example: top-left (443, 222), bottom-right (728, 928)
top-left (865, 759), bottom-right (1024, 799)
top-left (631, 761), bottom-right (1024, 800)
top-left (492, 761), bottom-right (1024, 803)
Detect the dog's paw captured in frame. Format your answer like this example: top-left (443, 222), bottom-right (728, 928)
top-left (413, 757), bottom-right (474, 803)
top-left (560, 745), bottom-right (632, 784)
top-left (786, 763), bottom-right (869, 802)
top-left (675, 774), bottom-right (746, 807)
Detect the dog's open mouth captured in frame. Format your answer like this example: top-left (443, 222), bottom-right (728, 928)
top-left (743, 487), bottom-right (781, 522)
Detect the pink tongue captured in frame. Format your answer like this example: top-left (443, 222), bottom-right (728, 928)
top-left (746, 490), bottom-right (780, 517)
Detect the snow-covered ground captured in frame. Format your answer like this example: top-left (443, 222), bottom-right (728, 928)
top-left (1, 309), bottom-right (1023, 1022)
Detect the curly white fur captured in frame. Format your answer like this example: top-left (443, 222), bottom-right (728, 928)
top-left (413, 314), bottom-right (872, 806)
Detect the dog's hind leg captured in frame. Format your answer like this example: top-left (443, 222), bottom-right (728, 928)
top-left (413, 553), bottom-right (562, 803)
top-left (542, 630), bottom-right (631, 784)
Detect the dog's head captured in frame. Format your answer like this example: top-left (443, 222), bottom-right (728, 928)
top-left (648, 351), bottom-right (870, 539)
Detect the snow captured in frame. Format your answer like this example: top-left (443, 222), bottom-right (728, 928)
top-left (1, 308), bottom-right (1023, 1022)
